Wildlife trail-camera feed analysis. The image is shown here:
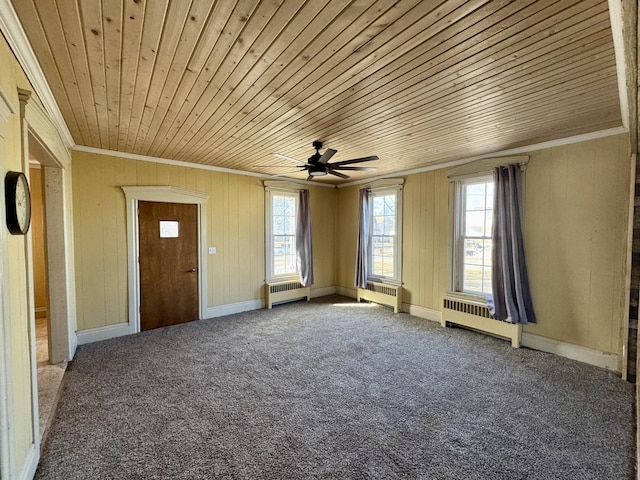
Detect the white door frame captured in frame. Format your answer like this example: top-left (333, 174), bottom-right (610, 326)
top-left (122, 186), bottom-right (208, 333)
top-left (0, 83), bottom-right (17, 480)
top-left (22, 90), bottom-right (76, 363)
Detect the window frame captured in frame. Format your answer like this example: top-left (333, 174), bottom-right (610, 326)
top-left (451, 174), bottom-right (494, 297)
top-left (265, 186), bottom-right (299, 282)
top-left (447, 156), bottom-right (528, 302)
top-left (366, 180), bottom-right (403, 285)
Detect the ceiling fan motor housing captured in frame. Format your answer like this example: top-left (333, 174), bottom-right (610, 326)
top-left (308, 164), bottom-right (327, 176)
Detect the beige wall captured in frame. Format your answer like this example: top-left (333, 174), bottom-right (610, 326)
top-left (522, 135), bottom-right (630, 354)
top-left (0, 33), bottom-right (37, 476)
top-left (71, 150), bottom-right (337, 331)
top-left (336, 134), bottom-right (631, 357)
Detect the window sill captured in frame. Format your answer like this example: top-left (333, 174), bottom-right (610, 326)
top-left (266, 275), bottom-right (300, 284)
top-left (444, 291), bottom-right (488, 306)
top-left (367, 277), bottom-right (402, 287)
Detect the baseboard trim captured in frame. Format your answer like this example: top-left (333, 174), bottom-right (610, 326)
top-left (521, 333), bottom-right (618, 371)
top-left (76, 323), bottom-right (133, 345)
top-left (204, 299), bottom-right (264, 319)
top-left (310, 286), bottom-right (337, 298)
top-left (17, 443), bottom-right (38, 480)
top-left (336, 286), bottom-right (357, 298)
top-left (401, 303), bottom-right (441, 323)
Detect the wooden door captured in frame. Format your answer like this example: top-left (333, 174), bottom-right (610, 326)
top-left (139, 201), bottom-right (199, 331)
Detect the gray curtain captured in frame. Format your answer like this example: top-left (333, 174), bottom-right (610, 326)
top-left (354, 188), bottom-right (371, 288)
top-left (490, 164), bottom-right (536, 324)
top-left (296, 189), bottom-right (313, 287)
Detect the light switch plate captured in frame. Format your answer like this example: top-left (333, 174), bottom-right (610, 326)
top-left (208, 247), bottom-right (216, 254)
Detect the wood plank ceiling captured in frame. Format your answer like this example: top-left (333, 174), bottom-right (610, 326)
top-left (12, 0), bottom-right (621, 183)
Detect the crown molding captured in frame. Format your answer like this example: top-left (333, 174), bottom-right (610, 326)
top-left (337, 127), bottom-right (628, 188)
top-left (73, 145), bottom-right (336, 187)
top-left (0, 0), bottom-right (74, 149)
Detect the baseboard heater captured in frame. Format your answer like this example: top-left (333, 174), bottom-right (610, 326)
top-left (441, 296), bottom-right (522, 347)
top-left (357, 281), bottom-right (401, 313)
top-left (265, 280), bottom-right (310, 309)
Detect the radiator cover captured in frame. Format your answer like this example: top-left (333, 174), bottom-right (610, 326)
top-left (265, 281), bottom-right (310, 309)
top-left (441, 296), bottom-right (521, 348)
top-left (357, 281), bottom-right (401, 313)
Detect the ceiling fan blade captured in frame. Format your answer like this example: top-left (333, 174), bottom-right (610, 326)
top-left (331, 155), bottom-right (379, 166)
top-left (273, 153), bottom-right (308, 165)
top-left (331, 166), bottom-right (377, 171)
top-left (328, 170), bottom-right (349, 179)
top-left (318, 148), bottom-right (337, 164)
top-left (271, 171), bottom-right (307, 178)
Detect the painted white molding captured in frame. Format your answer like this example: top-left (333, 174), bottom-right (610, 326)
top-left (310, 286), bottom-right (337, 298)
top-left (607, 0), bottom-right (632, 130)
top-left (74, 145), bottom-right (336, 188)
top-left (264, 180), bottom-right (314, 191)
top-left (0, 0), bottom-right (74, 149)
top-left (521, 333), bottom-right (619, 371)
top-left (363, 177), bottom-right (405, 190)
top-left (446, 155), bottom-right (529, 179)
top-left (203, 299), bottom-right (265, 319)
top-left (76, 323), bottom-right (133, 345)
top-left (401, 303), bottom-right (442, 323)
top-left (337, 127), bottom-right (628, 188)
top-left (122, 186), bottom-right (209, 334)
top-left (17, 443), bottom-right (38, 480)
top-left (122, 185), bottom-right (208, 204)
top-left (19, 90), bottom-right (42, 472)
top-left (24, 94), bottom-right (71, 169)
top-left (0, 84), bottom-right (15, 478)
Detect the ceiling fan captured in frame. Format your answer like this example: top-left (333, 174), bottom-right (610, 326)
top-left (272, 141), bottom-right (378, 180)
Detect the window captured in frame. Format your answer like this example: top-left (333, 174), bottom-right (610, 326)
top-left (265, 186), bottom-right (299, 280)
top-left (364, 180), bottom-right (403, 284)
top-left (268, 192), bottom-right (298, 279)
top-left (370, 192), bottom-right (397, 278)
top-left (453, 176), bottom-right (494, 296)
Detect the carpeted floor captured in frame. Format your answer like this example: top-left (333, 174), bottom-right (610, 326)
top-left (36, 295), bottom-right (635, 479)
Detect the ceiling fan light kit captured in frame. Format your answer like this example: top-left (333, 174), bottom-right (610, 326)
top-left (271, 141), bottom-right (379, 181)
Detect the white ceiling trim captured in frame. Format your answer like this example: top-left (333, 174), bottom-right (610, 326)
top-left (607, 0), bottom-right (635, 132)
top-left (0, 0), bottom-right (74, 149)
top-left (337, 127), bottom-right (629, 188)
top-left (72, 145), bottom-right (336, 188)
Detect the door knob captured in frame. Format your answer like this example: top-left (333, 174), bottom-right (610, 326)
top-left (186, 268), bottom-right (197, 273)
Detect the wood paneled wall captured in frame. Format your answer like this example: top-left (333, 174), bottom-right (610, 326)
top-left (74, 135), bottom-right (630, 358)
top-left (522, 135), bottom-right (631, 357)
top-left (71, 150), bottom-right (336, 331)
top-left (336, 134), bottom-right (631, 358)
top-left (401, 170), bottom-right (449, 310)
top-left (0, 34), bottom-right (37, 477)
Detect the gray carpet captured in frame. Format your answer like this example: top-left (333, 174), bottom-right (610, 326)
top-left (36, 295), bottom-right (635, 479)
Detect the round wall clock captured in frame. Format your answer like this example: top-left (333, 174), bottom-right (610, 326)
top-left (5, 171), bottom-right (31, 235)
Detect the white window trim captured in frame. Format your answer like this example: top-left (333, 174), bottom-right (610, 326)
top-left (451, 175), bottom-right (493, 297)
top-left (264, 181), bottom-right (303, 282)
top-left (447, 156), bottom-right (528, 302)
top-left (365, 178), bottom-right (404, 286)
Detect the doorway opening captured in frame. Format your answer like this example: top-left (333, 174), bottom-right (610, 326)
top-left (27, 145), bottom-right (68, 442)
top-left (29, 162), bottom-right (50, 367)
